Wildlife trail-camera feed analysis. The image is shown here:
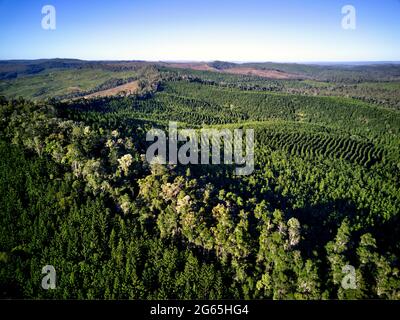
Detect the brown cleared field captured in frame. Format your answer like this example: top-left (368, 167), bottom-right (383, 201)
top-left (84, 80), bottom-right (139, 99)
top-left (222, 67), bottom-right (302, 79)
top-left (164, 62), bottom-right (303, 79)
top-left (167, 62), bottom-right (219, 72)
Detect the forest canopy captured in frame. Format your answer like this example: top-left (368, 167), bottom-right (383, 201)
top-left (0, 61), bottom-right (399, 300)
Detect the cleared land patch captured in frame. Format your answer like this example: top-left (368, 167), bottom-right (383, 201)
top-left (83, 80), bottom-right (139, 98)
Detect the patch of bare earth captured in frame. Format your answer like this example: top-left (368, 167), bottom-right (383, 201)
top-left (84, 80), bottom-right (139, 99)
top-left (222, 67), bottom-right (302, 79)
top-left (164, 62), bottom-right (303, 79)
top-left (166, 63), bottom-right (219, 72)
top-left (67, 87), bottom-right (82, 93)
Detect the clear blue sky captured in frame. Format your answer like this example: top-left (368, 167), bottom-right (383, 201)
top-left (0, 0), bottom-right (399, 61)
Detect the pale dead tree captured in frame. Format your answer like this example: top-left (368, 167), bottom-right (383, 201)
top-left (83, 126), bottom-right (91, 135)
top-left (287, 217), bottom-right (301, 248)
top-left (117, 154), bottom-right (133, 176)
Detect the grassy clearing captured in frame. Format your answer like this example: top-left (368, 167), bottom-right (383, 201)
top-left (0, 68), bottom-right (137, 100)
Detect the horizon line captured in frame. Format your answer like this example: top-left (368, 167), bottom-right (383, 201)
top-left (1, 58), bottom-right (400, 65)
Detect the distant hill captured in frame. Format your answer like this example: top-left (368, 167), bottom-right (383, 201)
top-left (1, 59), bottom-right (400, 102)
top-left (162, 60), bottom-right (400, 82)
top-left (2, 59), bottom-right (400, 82)
top-left (0, 59), bottom-right (152, 80)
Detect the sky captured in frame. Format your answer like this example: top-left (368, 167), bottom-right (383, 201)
top-left (0, 0), bottom-right (399, 62)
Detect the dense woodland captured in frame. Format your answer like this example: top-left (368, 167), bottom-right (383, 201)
top-left (0, 62), bottom-right (400, 299)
